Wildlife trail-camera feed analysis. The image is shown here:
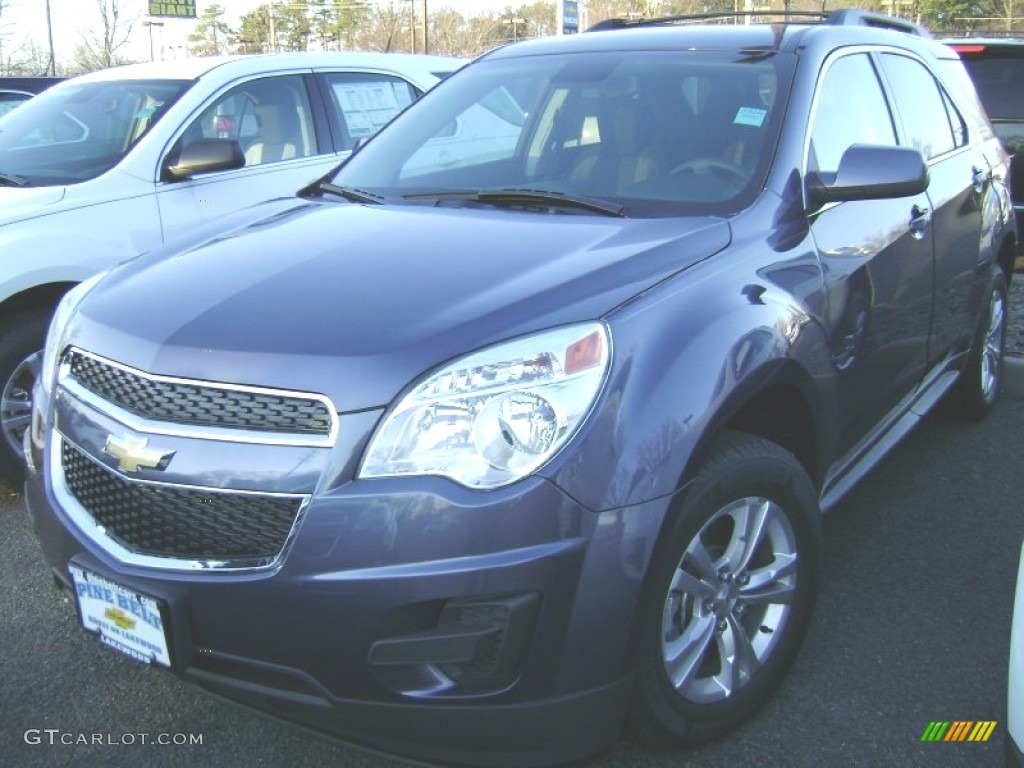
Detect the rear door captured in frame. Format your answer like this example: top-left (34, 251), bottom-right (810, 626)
top-left (313, 70), bottom-right (422, 153)
top-left (876, 52), bottom-right (986, 364)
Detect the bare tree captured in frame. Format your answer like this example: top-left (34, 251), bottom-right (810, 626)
top-left (976, 0), bottom-right (1022, 32)
top-left (351, 3), bottom-right (407, 52)
top-left (73, 0), bottom-right (138, 72)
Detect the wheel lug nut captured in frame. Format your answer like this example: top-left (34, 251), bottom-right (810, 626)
top-left (737, 572), bottom-right (749, 586)
top-left (716, 619), bottom-right (728, 633)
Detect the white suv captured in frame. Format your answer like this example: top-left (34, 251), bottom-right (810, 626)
top-left (0, 52), bottom-right (463, 480)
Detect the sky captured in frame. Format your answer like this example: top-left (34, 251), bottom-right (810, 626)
top-left (0, 0), bottom-right (520, 67)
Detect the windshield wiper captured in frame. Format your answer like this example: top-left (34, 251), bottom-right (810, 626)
top-left (316, 182), bottom-right (383, 204)
top-left (0, 171), bottom-right (30, 187)
top-left (405, 188), bottom-right (626, 217)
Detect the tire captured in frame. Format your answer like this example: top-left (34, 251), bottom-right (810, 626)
top-left (634, 430), bottom-right (820, 746)
top-left (943, 266), bottom-right (1007, 421)
top-left (0, 309), bottom-right (50, 486)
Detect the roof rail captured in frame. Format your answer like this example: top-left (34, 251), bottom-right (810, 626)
top-left (586, 8), bottom-right (931, 38)
top-left (586, 10), bottom-right (825, 32)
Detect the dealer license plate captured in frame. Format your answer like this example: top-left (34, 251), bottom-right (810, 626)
top-left (69, 565), bottom-right (171, 667)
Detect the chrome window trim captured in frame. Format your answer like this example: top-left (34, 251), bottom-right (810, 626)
top-left (53, 433), bottom-right (311, 572)
top-left (61, 347), bottom-right (339, 447)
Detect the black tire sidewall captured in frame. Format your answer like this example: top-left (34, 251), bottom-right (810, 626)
top-left (0, 310), bottom-right (50, 484)
top-left (636, 433), bottom-right (820, 745)
top-left (976, 268), bottom-right (1008, 411)
top-left (942, 266), bottom-right (1008, 421)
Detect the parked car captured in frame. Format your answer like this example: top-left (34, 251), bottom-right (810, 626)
top-left (945, 39), bottom-right (1024, 263)
top-left (26, 10), bottom-right (1015, 768)
top-left (0, 52), bottom-right (464, 483)
top-left (1011, 542), bottom-right (1024, 765)
top-left (0, 76), bottom-right (65, 118)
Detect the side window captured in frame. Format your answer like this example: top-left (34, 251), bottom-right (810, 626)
top-left (401, 86), bottom-right (526, 179)
top-left (942, 89), bottom-right (968, 149)
top-left (320, 73), bottom-right (419, 151)
top-left (180, 75), bottom-right (316, 168)
top-left (878, 53), bottom-right (956, 159)
top-left (809, 53), bottom-right (897, 173)
top-left (0, 93), bottom-right (30, 118)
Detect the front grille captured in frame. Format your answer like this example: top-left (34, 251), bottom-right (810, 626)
top-left (67, 350), bottom-right (333, 436)
top-left (62, 441), bottom-right (303, 564)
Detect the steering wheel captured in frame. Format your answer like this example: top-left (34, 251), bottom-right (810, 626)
top-left (670, 158), bottom-right (748, 186)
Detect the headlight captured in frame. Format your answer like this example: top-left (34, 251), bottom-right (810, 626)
top-left (360, 323), bottom-right (610, 489)
top-left (40, 272), bottom-right (107, 396)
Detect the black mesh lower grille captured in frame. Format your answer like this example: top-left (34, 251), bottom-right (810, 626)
top-left (68, 351), bottom-right (333, 435)
top-left (62, 441), bottom-right (302, 563)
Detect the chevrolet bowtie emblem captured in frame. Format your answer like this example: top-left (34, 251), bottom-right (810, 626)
top-left (103, 434), bottom-right (175, 474)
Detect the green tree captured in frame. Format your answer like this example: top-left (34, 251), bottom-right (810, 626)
top-left (238, 5), bottom-right (272, 53)
top-left (189, 3), bottom-right (233, 56)
top-left (311, 0), bottom-right (371, 50)
top-left (279, 0), bottom-right (313, 51)
top-left (916, 0), bottom-right (981, 33)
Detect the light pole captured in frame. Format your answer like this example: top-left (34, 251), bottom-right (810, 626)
top-left (405, 0), bottom-right (416, 53)
top-left (45, 0), bottom-right (56, 74)
top-left (504, 16), bottom-right (526, 42)
top-left (403, 0), bottom-right (428, 53)
top-left (143, 20), bottom-right (164, 62)
top-left (422, 0), bottom-right (428, 54)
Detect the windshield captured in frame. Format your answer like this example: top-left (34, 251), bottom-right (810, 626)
top-left (332, 50), bottom-right (794, 216)
top-left (0, 79), bottom-right (190, 186)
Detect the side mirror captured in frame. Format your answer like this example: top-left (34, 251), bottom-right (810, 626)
top-left (165, 138), bottom-right (245, 180)
top-left (807, 144), bottom-right (929, 209)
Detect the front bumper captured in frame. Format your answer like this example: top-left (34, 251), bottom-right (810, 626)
top-left (26, 451), bottom-right (667, 767)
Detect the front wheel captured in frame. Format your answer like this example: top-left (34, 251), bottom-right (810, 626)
top-left (634, 431), bottom-right (820, 745)
top-left (0, 310), bottom-right (50, 485)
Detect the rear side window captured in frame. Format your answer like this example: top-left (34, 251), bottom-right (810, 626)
top-left (878, 54), bottom-right (956, 159)
top-left (942, 90), bottom-right (968, 149)
top-left (320, 72), bottom-right (419, 151)
top-left (0, 92), bottom-right (30, 117)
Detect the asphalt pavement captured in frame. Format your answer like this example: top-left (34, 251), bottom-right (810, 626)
top-left (2, 385), bottom-right (1022, 768)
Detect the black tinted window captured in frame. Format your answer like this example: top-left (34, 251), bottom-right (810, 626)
top-left (879, 54), bottom-right (955, 159)
top-left (957, 49), bottom-right (1024, 118)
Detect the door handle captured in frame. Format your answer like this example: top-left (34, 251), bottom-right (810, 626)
top-left (909, 204), bottom-right (930, 239)
top-left (972, 165), bottom-right (990, 193)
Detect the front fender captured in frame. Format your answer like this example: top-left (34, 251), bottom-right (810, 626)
top-left (0, 197), bottom-right (163, 307)
top-left (542, 248), bottom-right (835, 513)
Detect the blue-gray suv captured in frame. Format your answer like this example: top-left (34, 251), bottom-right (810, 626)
top-left (26, 10), bottom-right (1016, 767)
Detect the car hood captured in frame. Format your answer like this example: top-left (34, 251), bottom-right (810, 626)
top-left (0, 185), bottom-right (66, 223)
top-left (70, 199), bottom-right (730, 412)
